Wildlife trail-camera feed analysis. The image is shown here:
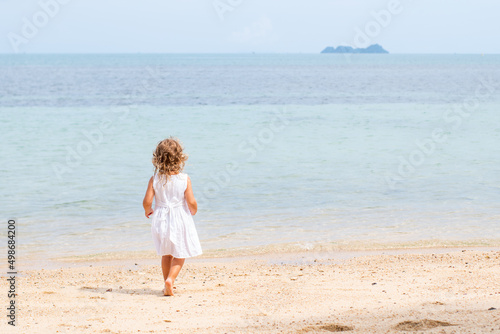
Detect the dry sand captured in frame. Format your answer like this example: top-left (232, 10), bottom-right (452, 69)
top-left (2, 248), bottom-right (499, 333)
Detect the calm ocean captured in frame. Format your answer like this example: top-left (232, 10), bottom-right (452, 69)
top-left (1, 54), bottom-right (499, 260)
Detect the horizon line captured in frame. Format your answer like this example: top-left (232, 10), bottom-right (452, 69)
top-left (0, 52), bottom-right (498, 55)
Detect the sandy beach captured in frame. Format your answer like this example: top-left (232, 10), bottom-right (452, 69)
top-left (2, 247), bottom-right (499, 333)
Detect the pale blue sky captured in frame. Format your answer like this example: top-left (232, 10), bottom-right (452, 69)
top-left (0, 0), bottom-right (499, 54)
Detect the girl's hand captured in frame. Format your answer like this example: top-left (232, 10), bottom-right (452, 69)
top-left (145, 208), bottom-right (154, 218)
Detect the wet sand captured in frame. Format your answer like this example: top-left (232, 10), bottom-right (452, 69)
top-left (2, 248), bottom-right (499, 333)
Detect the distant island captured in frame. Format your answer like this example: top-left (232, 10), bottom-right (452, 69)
top-left (321, 44), bottom-right (389, 54)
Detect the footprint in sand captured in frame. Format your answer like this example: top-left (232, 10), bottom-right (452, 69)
top-left (394, 319), bottom-right (455, 331)
top-left (299, 323), bottom-right (354, 333)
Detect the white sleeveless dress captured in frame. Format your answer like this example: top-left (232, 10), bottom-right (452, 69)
top-left (150, 173), bottom-right (202, 258)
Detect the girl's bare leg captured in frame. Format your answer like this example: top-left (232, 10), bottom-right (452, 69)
top-left (164, 257), bottom-right (185, 296)
top-left (161, 255), bottom-right (173, 282)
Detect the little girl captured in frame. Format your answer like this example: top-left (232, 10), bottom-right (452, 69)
top-left (143, 137), bottom-right (203, 296)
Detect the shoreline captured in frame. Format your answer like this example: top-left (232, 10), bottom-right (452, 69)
top-left (2, 248), bottom-right (499, 333)
top-left (47, 237), bottom-right (500, 262)
top-left (5, 238), bottom-right (500, 271)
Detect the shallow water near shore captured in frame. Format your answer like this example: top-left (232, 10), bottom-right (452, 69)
top-left (1, 54), bottom-right (500, 263)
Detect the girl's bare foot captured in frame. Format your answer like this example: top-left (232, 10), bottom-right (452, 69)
top-left (164, 278), bottom-right (174, 296)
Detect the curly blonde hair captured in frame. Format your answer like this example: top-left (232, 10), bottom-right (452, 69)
top-left (152, 137), bottom-right (188, 181)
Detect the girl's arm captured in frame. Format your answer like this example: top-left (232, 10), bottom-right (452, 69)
top-left (143, 177), bottom-right (155, 218)
top-left (184, 176), bottom-right (198, 215)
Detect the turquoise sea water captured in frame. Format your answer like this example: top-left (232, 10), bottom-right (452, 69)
top-left (1, 54), bottom-right (499, 260)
